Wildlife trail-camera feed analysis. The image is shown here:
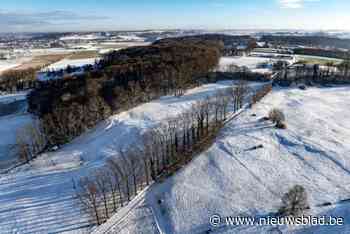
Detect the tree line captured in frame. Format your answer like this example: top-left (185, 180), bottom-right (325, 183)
top-left (0, 68), bottom-right (38, 92)
top-left (274, 59), bottom-right (350, 86)
top-left (261, 35), bottom-right (350, 50)
top-left (72, 81), bottom-right (273, 226)
top-left (26, 40), bottom-right (222, 147)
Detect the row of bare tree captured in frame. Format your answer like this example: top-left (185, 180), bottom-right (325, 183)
top-left (16, 120), bottom-right (47, 163)
top-left (72, 89), bottom-right (232, 225)
top-left (72, 82), bottom-right (273, 226)
top-left (0, 68), bottom-right (38, 92)
top-left (251, 83), bottom-right (273, 105)
top-left (275, 59), bottom-right (350, 85)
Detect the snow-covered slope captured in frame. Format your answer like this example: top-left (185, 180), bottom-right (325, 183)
top-left (0, 114), bottom-right (32, 170)
top-left (2, 83), bottom-right (350, 233)
top-left (218, 56), bottom-right (274, 74)
top-left (96, 86), bottom-right (350, 234)
top-left (0, 92), bottom-right (31, 170)
top-left (0, 80), bottom-right (255, 233)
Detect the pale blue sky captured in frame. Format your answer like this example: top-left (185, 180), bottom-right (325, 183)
top-left (0, 0), bottom-right (349, 32)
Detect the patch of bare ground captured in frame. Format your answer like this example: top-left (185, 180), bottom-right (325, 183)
top-left (12, 54), bottom-right (70, 70)
top-left (66, 50), bottom-right (99, 59)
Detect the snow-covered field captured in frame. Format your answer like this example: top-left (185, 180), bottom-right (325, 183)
top-left (219, 55), bottom-right (296, 74)
top-left (60, 33), bottom-right (107, 41)
top-left (219, 56), bottom-right (274, 74)
top-left (0, 60), bottom-right (20, 74)
top-left (219, 56), bottom-right (271, 69)
top-left (0, 80), bottom-right (259, 233)
top-left (43, 58), bottom-right (100, 71)
top-left (295, 55), bottom-right (343, 63)
top-left (219, 53), bottom-right (296, 74)
top-left (2, 82), bottom-right (350, 233)
top-left (96, 86), bottom-right (350, 234)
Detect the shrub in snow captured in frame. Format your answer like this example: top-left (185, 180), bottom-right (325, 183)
top-left (268, 108), bottom-right (286, 128)
top-left (276, 122), bottom-right (287, 129)
top-left (279, 185), bottom-right (309, 217)
top-left (298, 84), bottom-right (307, 90)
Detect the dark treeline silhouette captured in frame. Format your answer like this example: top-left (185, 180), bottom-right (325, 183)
top-left (262, 35), bottom-right (350, 50)
top-left (28, 39), bottom-right (222, 146)
top-left (155, 34), bottom-right (257, 56)
top-left (73, 82), bottom-right (272, 226)
top-left (294, 48), bottom-right (350, 60)
top-left (154, 34), bottom-right (256, 47)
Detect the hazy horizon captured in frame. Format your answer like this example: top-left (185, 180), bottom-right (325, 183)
top-left (1, 0), bottom-right (350, 33)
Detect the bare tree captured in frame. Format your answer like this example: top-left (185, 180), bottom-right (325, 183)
top-left (203, 96), bottom-right (211, 135)
top-left (232, 81), bottom-right (248, 112)
top-left (118, 150), bottom-right (132, 202)
top-left (212, 93), bottom-right (222, 125)
top-left (16, 121), bottom-right (47, 163)
top-left (154, 123), bottom-right (171, 168)
top-left (74, 178), bottom-right (102, 225)
top-left (142, 132), bottom-right (160, 181)
top-left (180, 112), bottom-right (192, 152)
top-left (217, 90), bottom-right (230, 121)
top-left (127, 149), bottom-right (142, 196)
top-left (167, 118), bottom-right (178, 163)
top-left (268, 108), bottom-right (286, 128)
top-left (94, 170), bottom-right (110, 220)
top-left (104, 169), bottom-right (120, 212)
top-left (279, 185), bottom-right (309, 217)
top-left (106, 158), bottom-right (124, 207)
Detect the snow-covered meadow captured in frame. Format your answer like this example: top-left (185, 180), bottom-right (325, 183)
top-left (96, 85), bottom-right (350, 234)
top-left (0, 60), bottom-right (20, 74)
top-left (218, 55), bottom-right (295, 74)
top-left (1, 73), bottom-right (350, 233)
top-left (0, 80), bottom-right (261, 233)
top-left (218, 56), bottom-right (274, 74)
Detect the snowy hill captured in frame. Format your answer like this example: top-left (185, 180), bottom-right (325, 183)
top-left (95, 86), bottom-right (350, 234)
top-left (0, 80), bottom-right (255, 233)
top-left (1, 81), bottom-right (350, 233)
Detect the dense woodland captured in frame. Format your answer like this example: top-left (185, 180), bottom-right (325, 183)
top-left (27, 39), bottom-right (222, 146)
top-left (154, 34), bottom-right (255, 48)
top-left (262, 35), bottom-right (350, 50)
top-left (156, 34), bottom-right (256, 56)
